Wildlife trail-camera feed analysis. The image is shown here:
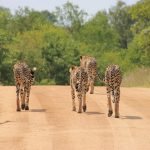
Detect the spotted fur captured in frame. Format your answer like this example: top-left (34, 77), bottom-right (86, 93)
top-left (69, 66), bottom-right (89, 113)
top-left (105, 64), bottom-right (122, 118)
top-left (80, 56), bottom-right (97, 94)
top-left (13, 62), bottom-right (34, 111)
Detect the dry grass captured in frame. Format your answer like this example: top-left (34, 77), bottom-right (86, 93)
top-left (122, 67), bottom-right (150, 87)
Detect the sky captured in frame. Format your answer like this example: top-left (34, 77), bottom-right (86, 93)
top-left (0, 0), bottom-right (140, 16)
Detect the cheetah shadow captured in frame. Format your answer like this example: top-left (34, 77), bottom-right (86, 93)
top-left (121, 115), bottom-right (142, 120)
top-left (86, 111), bottom-right (104, 115)
top-left (30, 109), bottom-right (46, 112)
top-left (0, 120), bottom-right (11, 125)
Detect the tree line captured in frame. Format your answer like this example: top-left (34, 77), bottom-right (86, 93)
top-left (0, 0), bottom-right (149, 85)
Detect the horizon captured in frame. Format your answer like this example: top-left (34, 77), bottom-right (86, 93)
top-left (0, 0), bottom-right (140, 16)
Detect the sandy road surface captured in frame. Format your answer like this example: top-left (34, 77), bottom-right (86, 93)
top-left (0, 86), bottom-right (150, 150)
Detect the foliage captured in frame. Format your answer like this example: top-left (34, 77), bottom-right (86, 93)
top-left (127, 27), bottom-right (150, 66)
top-left (54, 2), bottom-right (87, 34)
top-left (109, 1), bottom-right (133, 48)
top-left (42, 30), bottom-right (80, 84)
top-left (130, 0), bottom-right (150, 33)
top-left (0, 0), bottom-right (149, 86)
top-left (79, 11), bottom-right (119, 52)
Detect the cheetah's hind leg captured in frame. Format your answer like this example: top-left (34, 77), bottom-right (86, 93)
top-left (82, 105), bottom-right (87, 112)
top-left (25, 105), bottom-right (29, 110)
top-left (21, 103), bottom-right (25, 110)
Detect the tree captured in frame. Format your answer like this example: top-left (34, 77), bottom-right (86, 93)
top-left (79, 11), bottom-right (119, 53)
top-left (54, 2), bottom-right (87, 33)
top-left (41, 27), bottom-right (80, 84)
top-left (0, 7), bottom-right (12, 30)
top-left (130, 0), bottom-right (150, 34)
top-left (40, 10), bottom-right (56, 23)
top-left (0, 29), bottom-right (12, 84)
top-left (109, 1), bottom-right (133, 49)
top-left (128, 27), bottom-right (150, 66)
top-left (10, 7), bottom-right (56, 34)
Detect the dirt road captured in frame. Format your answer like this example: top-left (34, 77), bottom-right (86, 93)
top-left (0, 86), bottom-right (150, 150)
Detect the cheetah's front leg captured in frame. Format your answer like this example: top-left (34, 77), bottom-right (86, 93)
top-left (25, 86), bottom-right (30, 110)
top-left (77, 92), bottom-right (82, 113)
top-left (107, 86), bottom-right (113, 117)
top-left (90, 80), bottom-right (94, 94)
top-left (71, 89), bottom-right (76, 111)
top-left (114, 88), bottom-right (120, 118)
top-left (16, 84), bottom-right (21, 111)
top-left (21, 87), bottom-right (26, 110)
top-left (82, 93), bottom-right (87, 112)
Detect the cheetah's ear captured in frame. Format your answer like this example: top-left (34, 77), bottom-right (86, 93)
top-left (69, 65), bottom-right (75, 73)
top-left (80, 56), bottom-right (82, 60)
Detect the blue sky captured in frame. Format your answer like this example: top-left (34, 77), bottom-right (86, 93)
top-left (0, 0), bottom-right (139, 16)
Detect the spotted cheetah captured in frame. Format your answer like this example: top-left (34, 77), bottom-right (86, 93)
top-left (13, 62), bottom-right (35, 111)
top-left (69, 66), bottom-right (89, 113)
top-left (80, 56), bottom-right (98, 94)
top-left (104, 65), bottom-right (122, 118)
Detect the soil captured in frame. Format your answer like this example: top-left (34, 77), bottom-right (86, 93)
top-left (0, 86), bottom-right (150, 150)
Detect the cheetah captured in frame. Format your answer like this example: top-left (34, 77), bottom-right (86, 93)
top-left (104, 64), bottom-right (122, 118)
top-left (13, 62), bottom-right (35, 111)
top-left (69, 66), bottom-right (89, 113)
top-left (80, 56), bottom-right (98, 94)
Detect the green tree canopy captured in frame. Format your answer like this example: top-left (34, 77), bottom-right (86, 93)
top-left (54, 2), bottom-right (87, 33)
top-left (109, 1), bottom-right (133, 49)
top-left (130, 0), bottom-right (150, 33)
top-left (128, 27), bottom-right (150, 66)
top-left (79, 11), bottom-right (119, 53)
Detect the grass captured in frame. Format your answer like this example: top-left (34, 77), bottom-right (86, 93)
top-left (122, 67), bottom-right (150, 87)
